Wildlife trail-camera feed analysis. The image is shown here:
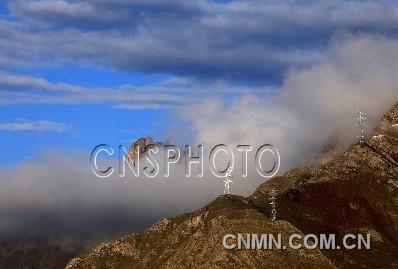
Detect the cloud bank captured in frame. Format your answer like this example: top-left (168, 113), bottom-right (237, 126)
top-left (1, 0), bottom-right (398, 83)
top-left (0, 152), bottom-right (227, 239)
top-left (181, 34), bottom-right (398, 170)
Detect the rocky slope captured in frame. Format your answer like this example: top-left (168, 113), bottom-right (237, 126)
top-left (65, 196), bottom-right (335, 269)
top-left (66, 103), bottom-right (398, 269)
top-left (250, 103), bottom-right (398, 268)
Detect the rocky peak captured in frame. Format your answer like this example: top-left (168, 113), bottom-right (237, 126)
top-left (126, 137), bottom-right (154, 162)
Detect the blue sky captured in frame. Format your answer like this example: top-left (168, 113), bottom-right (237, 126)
top-left (0, 64), bottom-right (170, 166)
top-left (1, 0), bottom-right (398, 167)
top-left (0, 103), bottom-right (166, 166)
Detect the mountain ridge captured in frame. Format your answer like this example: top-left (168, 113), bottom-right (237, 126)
top-left (66, 102), bottom-right (398, 269)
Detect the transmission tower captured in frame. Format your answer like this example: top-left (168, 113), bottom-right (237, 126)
top-left (224, 167), bottom-right (233, 195)
top-left (269, 188), bottom-right (279, 222)
top-left (357, 110), bottom-right (367, 145)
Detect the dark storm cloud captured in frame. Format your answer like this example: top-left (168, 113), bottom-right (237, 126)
top-left (1, 0), bottom-right (398, 82)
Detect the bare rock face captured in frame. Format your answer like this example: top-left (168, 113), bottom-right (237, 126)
top-left (66, 103), bottom-right (398, 269)
top-left (126, 137), bottom-right (154, 162)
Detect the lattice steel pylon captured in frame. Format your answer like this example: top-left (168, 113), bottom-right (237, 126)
top-left (357, 109), bottom-right (367, 145)
top-left (269, 188), bottom-right (279, 222)
top-left (224, 167), bottom-right (233, 195)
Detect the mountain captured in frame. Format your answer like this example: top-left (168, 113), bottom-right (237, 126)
top-left (0, 237), bottom-right (83, 269)
top-left (65, 103), bottom-right (398, 269)
top-left (126, 137), bottom-right (155, 162)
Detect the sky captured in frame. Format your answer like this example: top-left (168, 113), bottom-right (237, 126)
top-left (1, 0), bottom-right (398, 238)
top-left (1, 0), bottom-right (398, 167)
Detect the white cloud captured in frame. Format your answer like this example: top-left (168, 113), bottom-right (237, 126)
top-left (0, 72), bottom-right (266, 109)
top-left (0, 119), bottom-right (70, 132)
top-left (181, 34), bottom-right (398, 171)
